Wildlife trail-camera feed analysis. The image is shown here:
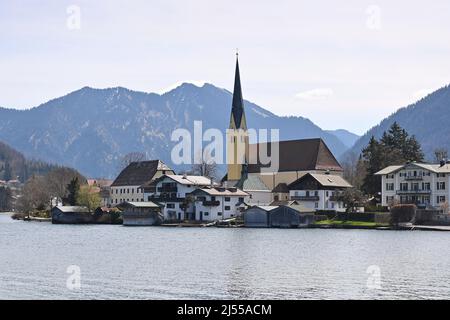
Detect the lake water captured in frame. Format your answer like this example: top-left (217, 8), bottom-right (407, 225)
top-left (1, 213), bottom-right (450, 300)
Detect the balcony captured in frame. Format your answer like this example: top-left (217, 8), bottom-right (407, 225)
top-left (202, 200), bottom-right (220, 206)
top-left (404, 176), bottom-right (424, 181)
top-left (291, 196), bottom-right (320, 201)
top-left (149, 195), bottom-right (184, 202)
top-left (396, 189), bottom-right (431, 195)
top-left (157, 186), bottom-right (178, 193)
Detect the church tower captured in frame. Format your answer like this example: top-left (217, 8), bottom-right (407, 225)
top-left (227, 53), bottom-right (249, 181)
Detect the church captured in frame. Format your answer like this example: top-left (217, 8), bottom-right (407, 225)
top-left (224, 54), bottom-right (350, 206)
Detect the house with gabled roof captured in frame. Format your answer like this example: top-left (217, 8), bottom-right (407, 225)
top-left (288, 172), bottom-right (352, 212)
top-left (110, 160), bottom-right (175, 206)
top-left (375, 161), bottom-right (450, 210)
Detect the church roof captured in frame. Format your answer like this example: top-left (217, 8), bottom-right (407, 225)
top-left (247, 138), bottom-right (343, 173)
top-left (111, 160), bottom-right (173, 187)
top-left (231, 56), bottom-right (245, 128)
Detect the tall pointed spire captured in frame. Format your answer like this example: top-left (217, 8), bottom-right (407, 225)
top-left (231, 53), bottom-right (245, 129)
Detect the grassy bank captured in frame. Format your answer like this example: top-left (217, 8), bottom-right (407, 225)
top-left (314, 220), bottom-right (388, 228)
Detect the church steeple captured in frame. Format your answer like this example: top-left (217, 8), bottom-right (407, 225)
top-left (227, 53), bottom-right (249, 181)
top-left (231, 54), bottom-right (246, 129)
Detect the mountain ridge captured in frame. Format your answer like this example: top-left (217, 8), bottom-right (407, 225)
top-left (346, 84), bottom-right (450, 161)
top-left (0, 83), bottom-right (348, 178)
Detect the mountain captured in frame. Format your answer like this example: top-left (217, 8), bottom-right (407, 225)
top-left (326, 129), bottom-right (360, 148)
top-left (346, 84), bottom-right (450, 161)
top-left (0, 140), bottom-right (60, 182)
top-left (0, 83), bottom-right (348, 178)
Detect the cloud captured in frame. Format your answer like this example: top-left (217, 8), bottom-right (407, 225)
top-left (412, 89), bottom-right (433, 102)
top-left (295, 88), bottom-right (334, 101)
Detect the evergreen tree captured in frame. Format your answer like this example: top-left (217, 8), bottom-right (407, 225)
top-left (66, 177), bottom-right (80, 206)
top-left (361, 123), bottom-right (424, 196)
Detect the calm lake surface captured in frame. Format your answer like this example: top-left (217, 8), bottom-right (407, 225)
top-left (1, 213), bottom-right (450, 300)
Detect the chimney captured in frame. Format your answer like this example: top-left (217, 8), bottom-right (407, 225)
top-left (440, 159), bottom-right (446, 167)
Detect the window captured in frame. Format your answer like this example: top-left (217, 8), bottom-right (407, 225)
top-left (218, 212), bottom-right (223, 216)
top-left (166, 203), bottom-right (175, 209)
top-left (386, 183), bottom-right (394, 191)
top-left (412, 183), bottom-right (419, 191)
top-left (326, 191), bottom-right (329, 197)
top-left (315, 202), bottom-right (318, 208)
top-left (225, 206), bottom-right (231, 211)
top-left (437, 182), bottom-right (446, 190)
top-left (224, 197), bottom-right (230, 202)
top-left (400, 183), bottom-right (408, 191)
top-left (387, 174), bottom-right (394, 179)
top-left (238, 197), bottom-right (244, 202)
top-left (331, 203), bottom-right (335, 209)
top-left (437, 196), bottom-right (446, 204)
top-left (314, 191), bottom-right (319, 196)
top-left (437, 173), bottom-right (446, 178)
top-left (131, 188), bottom-right (134, 194)
top-left (422, 182), bottom-right (430, 190)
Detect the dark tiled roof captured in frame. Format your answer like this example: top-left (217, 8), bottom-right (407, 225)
top-left (247, 138), bottom-right (342, 173)
top-left (111, 160), bottom-right (172, 187)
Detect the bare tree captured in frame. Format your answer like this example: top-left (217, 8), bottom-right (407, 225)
top-left (342, 152), bottom-right (366, 190)
top-left (45, 167), bottom-right (85, 204)
top-left (191, 152), bottom-right (218, 181)
top-left (16, 175), bottom-right (50, 215)
top-left (434, 148), bottom-right (448, 163)
top-left (117, 152), bottom-right (146, 172)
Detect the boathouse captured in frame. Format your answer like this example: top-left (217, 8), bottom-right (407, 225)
top-left (51, 206), bottom-right (91, 224)
top-left (119, 201), bottom-right (163, 226)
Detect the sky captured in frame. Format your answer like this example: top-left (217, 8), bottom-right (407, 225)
top-left (1, 0), bottom-right (450, 135)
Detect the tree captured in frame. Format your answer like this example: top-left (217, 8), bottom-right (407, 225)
top-left (190, 152), bottom-right (218, 181)
top-left (46, 167), bottom-right (86, 205)
top-left (117, 152), bottom-right (146, 173)
top-left (0, 187), bottom-right (13, 211)
top-left (342, 152), bottom-right (366, 190)
top-left (66, 177), bottom-right (81, 206)
top-left (15, 175), bottom-right (50, 215)
top-left (360, 123), bottom-right (424, 196)
top-left (434, 148), bottom-right (448, 162)
top-left (337, 188), bottom-right (364, 213)
top-left (3, 161), bottom-right (13, 181)
top-left (76, 185), bottom-right (101, 212)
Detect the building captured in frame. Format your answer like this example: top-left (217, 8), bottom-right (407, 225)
top-left (223, 55), bottom-right (345, 204)
top-left (375, 162), bottom-right (450, 211)
top-left (226, 53), bottom-right (249, 182)
top-left (51, 206), bottom-right (91, 224)
top-left (146, 174), bottom-right (216, 221)
top-left (110, 160), bottom-right (175, 206)
top-left (244, 204), bottom-right (314, 228)
top-left (118, 201), bottom-right (163, 226)
top-left (87, 179), bottom-right (113, 207)
top-left (288, 173), bottom-right (352, 212)
top-left (189, 187), bottom-right (249, 221)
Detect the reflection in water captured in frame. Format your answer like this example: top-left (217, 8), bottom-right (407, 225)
top-left (1, 214), bottom-right (450, 300)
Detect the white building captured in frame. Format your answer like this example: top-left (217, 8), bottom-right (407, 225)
top-left (288, 173), bottom-right (352, 212)
top-left (375, 162), bottom-right (450, 211)
top-left (146, 174), bottom-right (215, 221)
top-left (110, 160), bottom-right (174, 206)
top-left (189, 187), bottom-right (249, 221)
